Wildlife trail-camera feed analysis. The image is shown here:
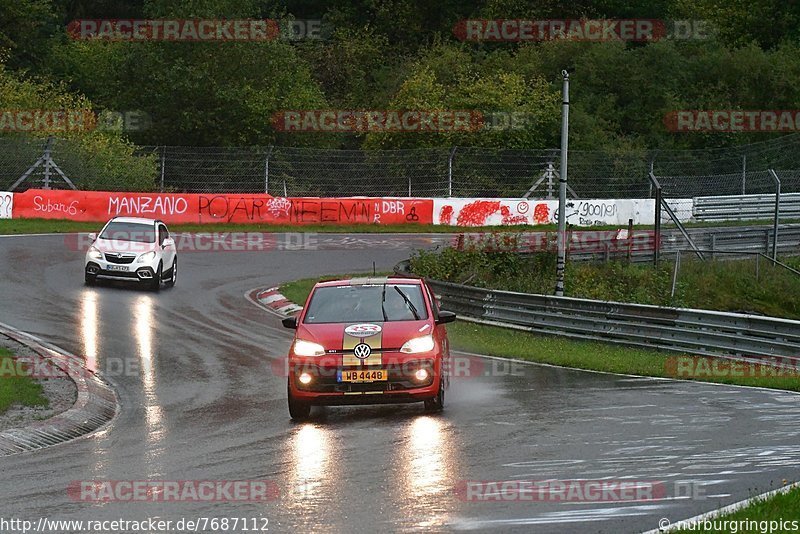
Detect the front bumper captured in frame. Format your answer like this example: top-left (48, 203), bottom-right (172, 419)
top-left (288, 355), bottom-right (442, 405)
top-left (85, 261), bottom-right (155, 282)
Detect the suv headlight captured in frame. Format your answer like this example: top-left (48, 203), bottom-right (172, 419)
top-left (88, 246), bottom-right (103, 260)
top-left (400, 335), bottom-right (435, 354)
top-left (137, 251), bottom-right (157, 263)
top-left (293, 339), bottom-right (326, 357)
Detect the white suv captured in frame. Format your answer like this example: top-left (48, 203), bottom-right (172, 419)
top-left (84, 217), bottom-right (177, 291)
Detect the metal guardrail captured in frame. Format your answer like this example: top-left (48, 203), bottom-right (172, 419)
top-left (642, 224), bottom-right (800, 262)
top-left (457, 224), bottom-right (800, 264)
top-left (411, 274), bottom-right (800, 360)
top-left (694, 192), bottom-right (800, 222)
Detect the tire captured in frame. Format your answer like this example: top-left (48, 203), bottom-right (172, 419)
top-left (84, 273), bottom-right (96, 286)
top-left (424, 376), bottom-right (445, 412)
top-left (288, 380), bottom-right (311, 421)
top-left (149, 263), bottom-right (162, 292)
top-left (165, 257), bottom-right (177, 288)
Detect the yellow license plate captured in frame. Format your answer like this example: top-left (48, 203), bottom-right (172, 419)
top-left (338, 369), bottom-right (388, 383)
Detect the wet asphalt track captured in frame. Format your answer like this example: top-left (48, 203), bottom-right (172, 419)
top-left (1, 233), bottom-right (799, 534)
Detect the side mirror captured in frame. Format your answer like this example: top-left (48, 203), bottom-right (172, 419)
top-left (436, 310), bottom-right (456, 324)
top-left (282, 316), bottom-right (298, 329)
top-left (162, 237), bottom-right (174, 248)
top-left (88, 232), bottom-right (97, 242)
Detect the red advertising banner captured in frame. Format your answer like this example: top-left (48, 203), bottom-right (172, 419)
top-left (11, 190), bottom-right (433, 225)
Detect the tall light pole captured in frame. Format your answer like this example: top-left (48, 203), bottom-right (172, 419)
top-left (555, 70), bottom-right (570, 296)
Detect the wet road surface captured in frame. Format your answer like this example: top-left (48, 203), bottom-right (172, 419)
top-left (0, 233), bottom-right (799, 533)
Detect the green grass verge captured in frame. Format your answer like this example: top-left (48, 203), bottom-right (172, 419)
top-left (279, 276), bottom-right (800, 392)
top-left (0, 218), bottom-right (556, 235)
top-left (0, 348), bottom-right (49, 414)
top-left (1, 217), bottom-right (797, 236)
top-left (671, 485), bottom-right (800, 533)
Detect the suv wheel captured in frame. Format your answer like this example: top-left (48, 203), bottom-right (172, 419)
top-left (165, 258), bottom-right (177, 288)
top-left (149, 262), bottom-right (162, 292)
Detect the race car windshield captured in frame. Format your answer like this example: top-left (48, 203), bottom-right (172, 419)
top-left (304, 284), bottom-right (429, 324)
top-left (100, 222), bottom-right (156, 243)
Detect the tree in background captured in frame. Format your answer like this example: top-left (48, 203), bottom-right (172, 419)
top-left (0, 60), bottom-right (156, 190)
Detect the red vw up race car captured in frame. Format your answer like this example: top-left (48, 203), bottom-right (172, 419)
top-left (282, 276), bottom-right (456, 420)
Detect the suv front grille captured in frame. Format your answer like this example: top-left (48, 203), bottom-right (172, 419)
top-left (104, 253), bottom-right (136, 264)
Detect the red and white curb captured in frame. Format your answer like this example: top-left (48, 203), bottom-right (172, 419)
top-left (248, 286), bottom-right (302, 317)
top-left (0, 321), bottom-right (119, 456)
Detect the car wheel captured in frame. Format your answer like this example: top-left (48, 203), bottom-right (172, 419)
top-left (165, 257), bottom-right (177, 288)
top-left (149, 262), bottom-right (162, 292)
top-left (84, 273), bottom-right (96, 286)
top-left (424, 376), bottom-right (445, 412)
top-left (288, 381), bottom-right (311, 421)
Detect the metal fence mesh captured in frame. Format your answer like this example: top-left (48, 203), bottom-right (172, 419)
top-left (4, 134), bottom-right (800, 198)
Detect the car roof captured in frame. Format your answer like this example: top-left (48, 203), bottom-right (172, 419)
top-left (314, 275), bottom-right (423, 288)
top-left (106, 217), bottom-right (160, 225)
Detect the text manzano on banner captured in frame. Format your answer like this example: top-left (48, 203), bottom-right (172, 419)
top-left (12, 190), bottom-right (433, 225)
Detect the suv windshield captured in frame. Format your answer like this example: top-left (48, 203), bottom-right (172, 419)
top-left (100, 222), bottom-right (156, 243)
top-left (304, 284), bottom-right (429, 324)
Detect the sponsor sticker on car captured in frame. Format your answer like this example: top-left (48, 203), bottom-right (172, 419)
top-left (344, 323), bottom-right (382, 337)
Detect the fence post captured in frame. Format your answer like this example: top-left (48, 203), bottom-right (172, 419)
top-left (159, 146), bottom-right (166, 192)
top-left (769, 169), bottom-right (781, 260)
top-left (626, 218), bottom-right (633, 263)
top-left (653, 178), bottom-right (661, 266)
top-left (264, 145), bottom-right (274, 195)
top-left (671, 249), bottom-right (681, 298)
top-left (447, 147), bottom-right (457, 197)
top-left (43, 136), bottom-right (53, 189)
top-left (741, 154), bottom-right (746, 195)
top-left (555, 70), bottom-right (570, 296)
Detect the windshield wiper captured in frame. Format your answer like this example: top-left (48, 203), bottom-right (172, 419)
top-left (381, 283), bottom-right (388, 322)
top-left (394, 286), bottom-right (420, 320)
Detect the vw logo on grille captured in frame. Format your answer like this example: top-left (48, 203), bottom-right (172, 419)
top-left (116, 253), bottom-right (123, 258)
top-left (353, 343), bottom-right (372, 360)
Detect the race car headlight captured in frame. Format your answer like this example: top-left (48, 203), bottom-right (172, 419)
top-left (136, 251), bottom-right (157, 263)
top-left (88, 246), bottom-right (103, 260)
top-left (400, 335), bottom-right (435, 354)
top-left (293, 339), bottom-right (326, 357)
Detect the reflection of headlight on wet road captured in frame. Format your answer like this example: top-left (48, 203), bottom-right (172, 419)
top-left (292, 424), bottom-right (330, 502)
top-left (407, 416), bottom-right (444, 496)
top-left (134, 295), bottom-right (165, 447)
top-left (80, 291), bottom-right (98, 373)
